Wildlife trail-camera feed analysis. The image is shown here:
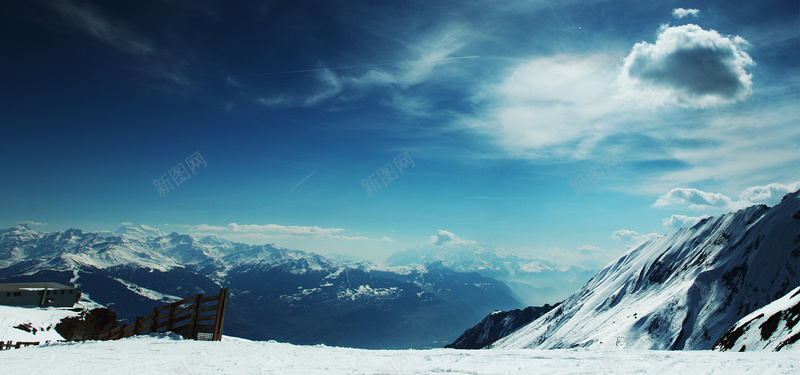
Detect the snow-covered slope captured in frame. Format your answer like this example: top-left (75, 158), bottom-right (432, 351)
top-left (0, 305), bottom-right (79, 342)
top-left (493, 190), bottom-right (800, 350)
top-left (1, 335), bottom-right (797, 374)
top-left (714, 285), bottom-right (800, 352)
top-left (446, 304), bottom-right (558, 349)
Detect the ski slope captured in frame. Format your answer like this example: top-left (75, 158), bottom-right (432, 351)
top-left (0, 334), bottom-right (797, 374)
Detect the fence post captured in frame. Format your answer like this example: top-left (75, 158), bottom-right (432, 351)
top-left (212, 288), bottom-right (229, 341)
top-left (166, 303), bottom-right (177, 331)
top-left (150, 308), bottom-right (159, 335)
top-left (134, 317), bottom-right (141, 335)
top-left (189, 293), bottom-right (203, 340)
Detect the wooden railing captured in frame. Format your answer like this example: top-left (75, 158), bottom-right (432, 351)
top-left (0, 341), bottom-right (43, 350)
top-left (99, 288), bottom-right (229, 341)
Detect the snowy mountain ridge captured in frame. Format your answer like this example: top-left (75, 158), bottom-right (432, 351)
top-left (492, 190), bottom-right (800, 351)
top-left (0, 224), bottom-right (331, 281)
top-left (714, 284), bottom-right (800, 352)
top-left (0, 224), bottom-right (522, 348)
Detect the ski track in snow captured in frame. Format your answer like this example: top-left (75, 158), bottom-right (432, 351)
top-left (0, 335), bottom-right (797, 374)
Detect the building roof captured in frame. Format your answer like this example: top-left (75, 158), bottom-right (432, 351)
top-left (0, 282), bottom-right (77, 292)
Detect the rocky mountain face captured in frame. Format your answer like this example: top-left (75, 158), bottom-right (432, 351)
top-left (491, 190), bottom-right (800, 350)
top-left (446, 304), bottom-right (558, 349)
top-left (713, 285), bottom-right (800, 352)
top-left (0, 225), bottom-right (522, 349)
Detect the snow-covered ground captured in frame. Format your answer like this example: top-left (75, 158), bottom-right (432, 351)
top-left (1, 334), bottom-right (797, 374)
top-left (0, 305), bottom-right (79, 343)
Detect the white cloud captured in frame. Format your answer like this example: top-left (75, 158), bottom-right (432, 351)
top-left (654, 181), bottom-right (800, 211)
top-left (577, 245), bottom-right (602, 255)
top-left (617, 24), bottom-right (754, 108)
top-left (188, 223), bottom-right (393, 242)
top-left (654, 188), bottom-right (736, 210)
top-left (303, 68), bottom-right (344, 106)
top-left (120, 222), bottom-right (134, 226)
top-left (611, 229), bottom-right (661, 246)
top-left (672, 8), bottom-right (700, 19)
top-left (256, 95), bottom-right (291, 107)
top-left (20, 220), bottom-right (47, 226)
top-left (467, 54), bottom-right (625, 158)
top-left (738, 181), bottom-right (800, 206)
top-left (428, 230), bottom-right (478, 246)
top-left (255, 23), bottom-right (471, 113)
top-left (662, 214), bottom-right (711, 228)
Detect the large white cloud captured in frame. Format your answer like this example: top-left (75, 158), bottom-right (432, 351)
top-left (467, 54), bottom-right (624, 157)
top-left (618, 24), bottom-right (754, 108)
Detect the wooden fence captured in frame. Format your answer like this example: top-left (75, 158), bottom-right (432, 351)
top-left (0, 341), bottom-right (42, 350)
top-left (99, 288), bottom-right (229, 341)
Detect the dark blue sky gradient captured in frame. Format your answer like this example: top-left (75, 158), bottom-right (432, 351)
top-left (1, 0), bottom-right (797, 263)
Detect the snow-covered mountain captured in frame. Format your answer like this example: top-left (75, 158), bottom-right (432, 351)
top-left (364, 261), bottom-right (523, 322)
top-left (492, 190), bottom-right (800, 350)
top-left (0, 224), bottom-right (521, 348)
top-left (446, 304), bottom-right (558, 349)
top-left (713, 285), bottom-right (800, 352)
top-left (386, 231), bottom-right (600, 305)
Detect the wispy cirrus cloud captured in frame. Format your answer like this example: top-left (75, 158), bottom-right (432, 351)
top-left (188, 223), bottom-right (394, 242)
top-left (50, 0), bottom-right (154, 56)
top-left (248, 23), bottom-right (474, 115)
top-left (48, 0), bottom-right (191, 88)
top-left (19, 220), bottom-right (47, 226)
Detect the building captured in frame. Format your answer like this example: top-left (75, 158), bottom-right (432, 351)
top-left (0, 282), bottom-right (80, 308)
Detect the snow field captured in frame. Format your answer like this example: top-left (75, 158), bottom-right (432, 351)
top-left (0, 305), bottom-right (79, 343)
top-left (0, 335), bottom-right (797, 374)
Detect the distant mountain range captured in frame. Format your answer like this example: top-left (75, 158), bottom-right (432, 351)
top-left (0, 224), bottom-right (522, 349)
top-left (488, 189), bottom-right (800, 351)
top-left (7, 189), bottom-right (797, 352)
top-left (386, 232), bottom-right (601, 306)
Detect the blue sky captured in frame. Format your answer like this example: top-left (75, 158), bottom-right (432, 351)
top-left (1, 0), bottom-right (798, 265)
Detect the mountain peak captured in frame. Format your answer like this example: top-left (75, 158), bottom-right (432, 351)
top-left (114, 225), bottom-right (165, 241)
top-left (492, 186), bottom-right (800, 350)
